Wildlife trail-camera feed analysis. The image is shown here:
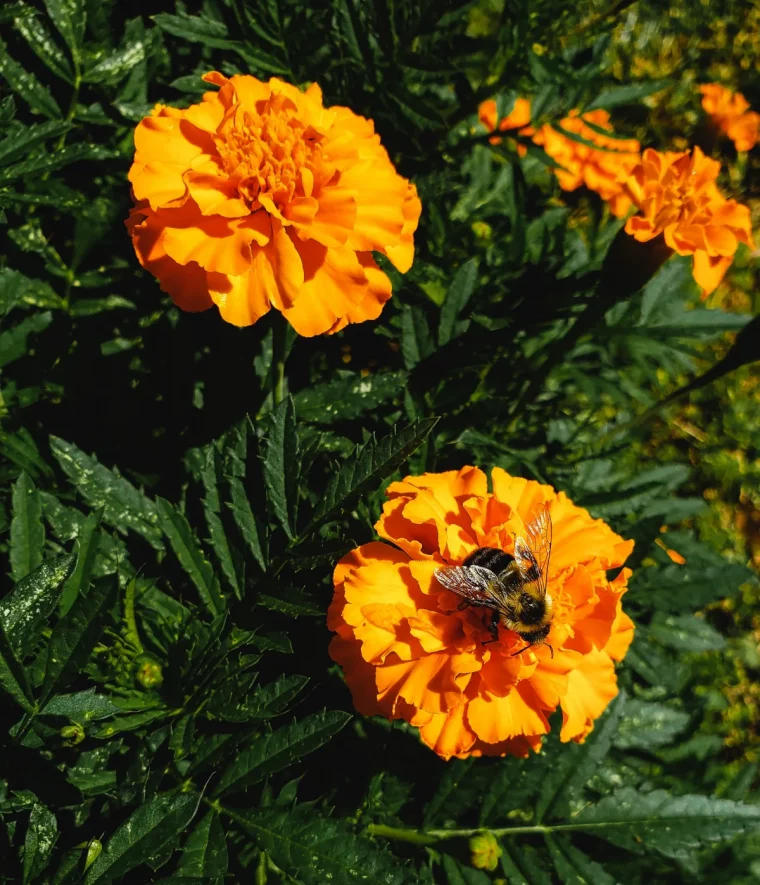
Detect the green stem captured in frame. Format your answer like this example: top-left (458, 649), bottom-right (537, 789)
top-left (123, 576), bottom-right (144, 654)
top-left (271, 316), bottom-right (289, 407)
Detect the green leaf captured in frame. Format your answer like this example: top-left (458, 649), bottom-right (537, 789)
top-left (43, 0), bottom-right (85, 58)
top-left (500, 842), bottom-right (553, 885)
top-left (0, 617), bottom-right (34, 712)
top-left (442, 855), bottom-right (490, 884)
top-left (230, 674), bottom-right (309, 722)
top-left (0, 38), bottom-right (62, 118)
top-left (23, 803), bottom-right (58, 885)
top-left (232, 806), bottom-right (406, 885)
top-left (227, 478), bottom-right (267, 571)
top-left (572, 788), bottom-right (760, 860)
top-left (84, 28), bottom-right (156, 83)
top-left (155, 498), bottom-right (225, 617)
top-left (0, 120), bottom-right (71, 166)
top-left (648, 613), bottom-right (726, 652)
top-left (215, 709), bottom-right (351, 796)
top-left (0, 311), bottom-right (53, 369)
top-left (261, 396), bottom-right (299, 541)
top-left (0, 143), bottom-right (118, 182)
top-left (439, 259), bottom-right (479, 346)
top-left (257, 588), bottom-right (323, 618)
top-left (305, 418), bottom-right (438, 535)
top-left (0, 553), bottom-right (75, 657)
top-left (40, 687), bottom-right (121, 721)
top-left (60, 508), bottom-right (103, 614)
top-left (587, 79), bottom-right (673, 110)
top-left (152, 12), bottom-right (239, 51)
top-left (543, 835), bottom-right (616, 885)
top-left (401, 305), bottom-right (434, 369)
top-left (176, 812), bottom-right (228, 878)
top-left (0, 427), bottom-right (53, 478)
top-left (85, 790), bottom-right (202, 885)
top-left (14, 6), bottom-right (74, 83)
top-left (40, 575), bottom-right (117, 706)
top-left (50, 436), bottom-right (163, 549)
top-left (293, 371), bottom-right (407, 424)
top-left (10, 470), bottom-right (45, 582)
top-left (613, 699), bottom-right (689, 751)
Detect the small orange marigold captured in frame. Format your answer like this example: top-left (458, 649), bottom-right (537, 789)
top-left (478, 97), bottom-right (534, 154)
top-left (531, 109), bottom-right (641, 218)
top-left (127, 73), bottom-right (421, 336)
top-left (624, 146), bottom-right (754, 296)
top-left (700, 83), bottom-right (759, 153)
top-left (328, 467), bottom-right (634, 760)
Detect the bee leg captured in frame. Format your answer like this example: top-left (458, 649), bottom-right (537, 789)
top-left (442, 600), bottom-right (471, 616)
top-left (481, 612), bottom-right (500, 646)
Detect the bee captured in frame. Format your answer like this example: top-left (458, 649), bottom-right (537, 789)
top-left (434, 505), bottom-right (554, 656)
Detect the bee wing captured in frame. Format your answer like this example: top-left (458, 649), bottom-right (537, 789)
top-left (434, 565), bottom-right (500, 607)
top-left (514, 504), bottom-right (552, 594)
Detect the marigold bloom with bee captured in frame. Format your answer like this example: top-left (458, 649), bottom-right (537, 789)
top-left (531, 109), bottom-right (641, 217)
top-left (700, 83), bottom-right (759, 153)
top-left (328, 467), bottom-right (634, 760)
top-left (623, 147), bottom-right (754, 296)
top-left (127, 73), bottom-right (420, 336)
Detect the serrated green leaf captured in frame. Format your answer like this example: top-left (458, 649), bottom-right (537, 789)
top-left (232, 805), bottom-right (406, 885)
top-left (261, 396), bottom-right (299, 540)
top-left (84, 28), bottom-right (156, 83)
top-left (543, 834), bottom-right (616, 885)
top-left (50, 436), bottom-right (163, 549)
top-left (155, 497), bottom-right (225, 616)
top-left (43, 0), bottom-right (85, 57)
top-left (0, 553), bottom-right (75, 657)
top-left (442, 854), bottom-right (490, 884)
top-left (23, 803), bottom-right (58, 885)
top-left (305, 418), bottom-right (438, 535)
top-left (0, 143), bottom-right (117, 182)
top-left (85, 790), bottom-right (201, 885)
top-left (0, 120), bottom-right (71, 166)
top-left (293, 371), bottom-right (407, 424)
top-left (40, 687), bottom-right (121, 721)
top-left (0, 427), bottom-right (53, 478)
top-left (587, 79), bottom-right (673, 111)
top-left (257, 588), bottom-right (322, 617)
top-left (401, 305), bottom-right (434, 369)
top-left (10, 470), bottom-right (44, 582)
top-left (439, 259), bottom-right (478, 346)
top-left (536, 694), bottom-right (625, 822)
top-left (572, 788), bottom-right (760, 860)
top-left (0, 617), bottom-right (35, 711)
top-left (93, 708), bottom-right (167, 738)
top-left (60, 507), bottom-right (102, 614)
top-left (14, 6), bottom-right (74, 83)
top-left (152, 12), bottom-right (238, 51)
top-left (613, 699), bottom-right (689, 751)
top-left (648, 613), bottom-right (726, 652)
top-left (40, 575), bottom-right (117, 706)
top-left (225, 674), bottom-right (309, 722)
top-left (0, 38), bottom-right (62, 117)
top-left (177, 812), bottom-right (227, 878)
top-left (227, 478), bottom-right (267, 571)
top-left (215, 709), bottom-right (351, 796)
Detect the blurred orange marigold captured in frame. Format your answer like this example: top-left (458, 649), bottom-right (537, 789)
top-left (532, 109), bottom-right (641, 217)
top-left (624, 147), bottom-right (754, 296)
top-left (700, 83), bottom-right (759, 153)
top-left (328, 467), bottom-right (634, 760)
top-left (478, 97), bottom-right (534, 154)
top-left (127, 73), bottom-right (420, 336)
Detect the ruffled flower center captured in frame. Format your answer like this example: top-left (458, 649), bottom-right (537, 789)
top-left (215, 94), bottom-right (325, 208)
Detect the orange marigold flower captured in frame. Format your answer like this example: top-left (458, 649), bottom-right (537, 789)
top-left (532, 109), bottom-right (641, 217)
top-left (126, 73), bottom-right (421, 336)
top-left (623, 147), bottom-right (755, 296)
top-left (700, 83), bottom-right (760, 153)
top-left (328, 467), bottom-right (634, 760)
top-left (478, 97), bottom-right (534, 154)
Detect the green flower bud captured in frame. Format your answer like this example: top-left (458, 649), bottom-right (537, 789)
top-left (84, 839), bottom-right (102, 871)
top-left (60, 723), bottom-right (85, 746)
top-left (135, 655), bottom-right (164, 689)
top-left (469, 830), bottom-right (502, 871)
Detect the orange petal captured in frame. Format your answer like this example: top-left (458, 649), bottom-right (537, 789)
top-left (206, 258), bottom-right (272, 328)
top-left (268, 222), bottom-right (305, 310)
top-left (384, 182), bottom-right (422, 273)
top-left (341, 160), bottom-right (407, 253)
top-left (692, 250), bottom-right (732, 297)
top-left (559, 648), bottom-right (618, 742)
top-left (185, 169), bottom-right (249, 218)
top-left (467, 681), bottom-right (551, 744)
top-left (419, 699), bottom-right (477, 759)
top-left (307, 183), bottom-right (358, 247)
top-left (281, 240), bottom-right (368, 336)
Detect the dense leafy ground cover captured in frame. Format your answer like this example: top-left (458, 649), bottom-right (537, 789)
top-left (1, 1), bottom-right (759, 883)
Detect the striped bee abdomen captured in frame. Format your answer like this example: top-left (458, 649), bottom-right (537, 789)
top-left (463, 547), bottom-right (515, 574)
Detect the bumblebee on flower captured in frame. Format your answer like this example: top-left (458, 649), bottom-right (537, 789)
top-left (328, 467), bottom-right (634, 760)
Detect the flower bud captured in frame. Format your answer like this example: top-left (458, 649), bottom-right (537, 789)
top-left (135, 655), bottom-right (164, 689)
top-left (60, 724), bottom-right (85, 746)
top-left (469, 831), bottom-right (502, 871)
top-left (84, 839), bottom-right (102, 871)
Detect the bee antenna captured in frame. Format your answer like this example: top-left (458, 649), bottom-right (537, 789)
top-left (547, 643), bottom-right (554, 659)
top-left (510, 645), bottom-right (525, 657)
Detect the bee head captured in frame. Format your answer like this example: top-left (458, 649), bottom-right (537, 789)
top-left (518, 593), bottom-right (545, 625)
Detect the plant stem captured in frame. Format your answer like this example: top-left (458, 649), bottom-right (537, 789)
top-left (271, 316), bottom-right (288, 407)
